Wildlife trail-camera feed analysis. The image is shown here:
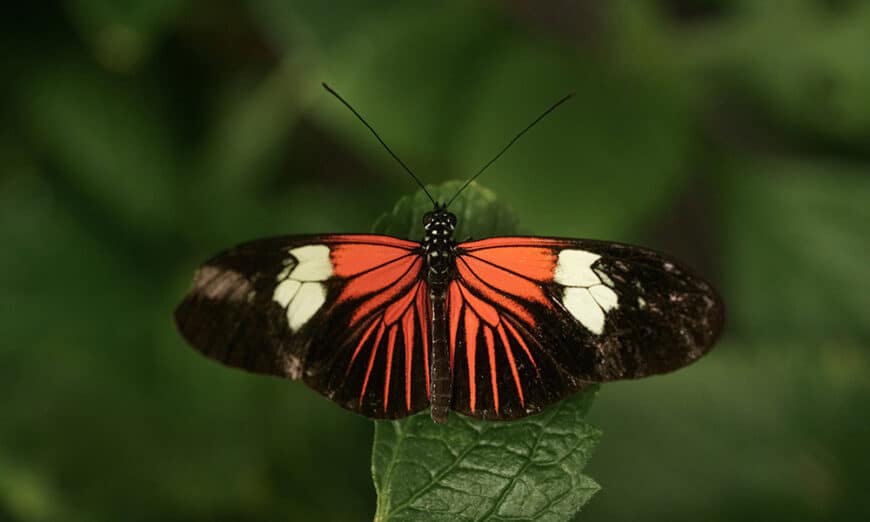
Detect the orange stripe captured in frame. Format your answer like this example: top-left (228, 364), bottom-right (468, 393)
top-left (384, 280), bottom-right (420, 324)
top-left (496, 322), bottom-right (525, 407)
top-left (347, 319), bottom-right (379, 375)
top-left (348, 258), bottom-right (422, 326)
top-left (402, 306), bottom-right (415, 411)
top-left (383, 324), bottom-right (398, 412)
top-left (340, 255), bottom-right (417, 303)
top-left (464, 309), bottom-right (480, 413)
top-left (503, 318), bottom-right (537, 369)
top-left (360, 321), bottom-right (386, 404)
top-left (460, 255), bottom-right (551, 306)
top-left (484, 325), bottom-right (499, 415)
top-left (457, 281), bottom-right (500, 326)
top-left (448, 281), bottom-right (463, 371)
top-left (415, 284), bottom-right (430, 398)
top-left (331, 244), bottom-right (414, 277)
top-left (456, 259), bottom-right (537, 326)
top-left (463, 246), bottom-right (557, 282)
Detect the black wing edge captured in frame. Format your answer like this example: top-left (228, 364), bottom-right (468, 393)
top-left (173, 237), bottom-right (318, 380)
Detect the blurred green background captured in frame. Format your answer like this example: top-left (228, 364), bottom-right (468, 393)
top-left (1, 1), bottom-right (868, 521)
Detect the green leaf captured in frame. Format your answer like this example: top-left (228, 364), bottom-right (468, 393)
top-left (371, 181), bottom-right (519, 240)
top-left (372, 391), bottom-right (601, 522)
top-left (371, 181), bottom-right (601, 521)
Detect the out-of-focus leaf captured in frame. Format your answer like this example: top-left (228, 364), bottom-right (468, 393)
top-left (254, 1), bottom-right (692, 240)
top-left (197, 59), bottom-right (304, 195)
top-left (684, 2), bottom-right (870, 144)
top-left (452, 39), bottom-right (692, 239)
top-left (584, 340), bottom-right (870, 522)
top-left (66, 0), bottom-right (187, 71)
top-left (186, 58), bottom-right (313, 242)
top-left (247, 0), bottom-right (389, 53)
top-left (371, 181), bottom-right (518, 240)
top-left (0, 457), bottom-right (67, 522)
top-left (18, 58), bottom-right (180, 238)
top-left (306, 2), bottom-right (506, 173)
top-left (722, 158), bottom-right (870, 339)
top-left (0, 166), bottom-right (376, 522)
top-left (371, 182), bottom-right (600, 521)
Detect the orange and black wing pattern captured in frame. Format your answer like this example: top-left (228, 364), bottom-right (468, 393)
top-left (174, 234), bottom-right (432, 419)
top-left (448, 237), bottom-right (724, 420)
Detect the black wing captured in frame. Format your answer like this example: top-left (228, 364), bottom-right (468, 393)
top-left (447, 236), bottom-right (724, 420)
top-left (174, 234), bottom-right (433, 419)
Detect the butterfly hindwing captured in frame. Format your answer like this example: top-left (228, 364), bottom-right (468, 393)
top-left (174, 234), bottom-right (432, 419)
top-left (448, 236), bottom-right (724, 420)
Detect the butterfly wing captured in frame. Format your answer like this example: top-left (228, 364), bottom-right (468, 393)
top-left (174, 234), bottom-right (432, 419)
top-left (449, 237), bottom-right (724, 420)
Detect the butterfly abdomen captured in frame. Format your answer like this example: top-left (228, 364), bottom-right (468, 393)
top-left (422, 207), bottom-right (458, 423)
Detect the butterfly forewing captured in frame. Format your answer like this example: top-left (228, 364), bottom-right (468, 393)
top-left (174, 234), bottom-right (432, 419)
top-left (448, 237), bottom-right (724, 420)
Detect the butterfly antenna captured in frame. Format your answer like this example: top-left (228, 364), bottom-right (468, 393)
top-left (446, 92), bottom-right (575, 207)
top-left (322, 83), bottom-right (436, 206)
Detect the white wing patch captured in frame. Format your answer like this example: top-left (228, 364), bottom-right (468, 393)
top-left (273, 279), bottom-right (301, 308)
top-left (554, 250), bottom-right (601, 287)
top-left (272, 244), bottom-right (333, 332)
top-left (285, 281), bottom-right (327, 332)
top-left (555, 249), bottom-right (619, 335)
top-left (285, 245), bottom-right (334, 281)
top-left (563, 287), bottom-right (605, 334)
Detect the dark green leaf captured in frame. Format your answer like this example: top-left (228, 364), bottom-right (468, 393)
top-left (371, 182), bottom-right (601, 521)
top-left (371, 181), bottom-right (519, 241)
top-left (372, 391), bottom-right (600, 522)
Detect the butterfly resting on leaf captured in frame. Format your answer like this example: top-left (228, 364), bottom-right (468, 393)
top-left (174, 85), bottom-right (724, 423)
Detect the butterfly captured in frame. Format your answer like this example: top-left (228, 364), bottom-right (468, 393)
top-left (174, 84), bottom-right (724, 423)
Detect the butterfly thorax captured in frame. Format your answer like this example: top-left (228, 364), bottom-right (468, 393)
top-left (422, 207), bottom-right (457, 291)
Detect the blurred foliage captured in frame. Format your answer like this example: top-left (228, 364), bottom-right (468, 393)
top-left (1, 1), bottom-right (868, 521)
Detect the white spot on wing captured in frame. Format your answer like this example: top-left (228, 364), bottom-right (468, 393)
top-left (594, 268), bottom-right (614, 287)
top-left (271, 244), bottom-right (333, 331)
top-left (273, 279), bottom-right (301, 308)
top-left (553, 248), bottom-right (622, 335)
top-left (563, 287), bottom-right (605, 334)
top-left (589, 284), bottom-right (618, 311)
top-left (288, 245), bottom-right (333, 282)
top-left (554, 249), bottom-right (601, 287)
top-left (286, 282), bottom-right (326, 332)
